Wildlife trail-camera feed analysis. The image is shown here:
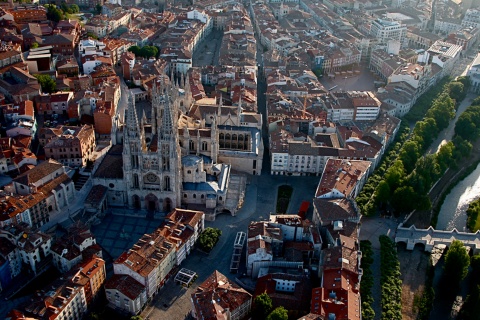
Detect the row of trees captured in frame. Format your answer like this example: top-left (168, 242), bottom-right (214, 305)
top-left (360, 240), bottom-right (375, 320)
top-left (455, 96), bottom-right (480, 142)
top-left (252, 293), bottom-right (288, 320)
top-left (128, 46), bottom-right (159, 59)
top-left (379, 235), bottom-right (402, 320)
top-left (359, 77), bottom-right (473, 216)
top-left (355, 123), bottom-right (410, 216)
top-left (459, 253), bottom-right (480, 319)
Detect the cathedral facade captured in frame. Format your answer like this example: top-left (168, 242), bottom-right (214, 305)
top-left (122, 80), bottom-right (182, 212)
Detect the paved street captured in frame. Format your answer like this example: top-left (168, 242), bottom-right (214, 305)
top-left (359, 216), bottom-right (400, 320)
top-left (427, 93), bottom-right (476, 154)
top-left (192, 30), bottom-right (222, 67)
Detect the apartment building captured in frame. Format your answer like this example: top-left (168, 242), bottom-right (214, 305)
top-left (191, 270), bottom-right (252, 320)
top-left (370, 19), bottom-right (407, 45)
top-left (43, 125), bottom-right (96, 168)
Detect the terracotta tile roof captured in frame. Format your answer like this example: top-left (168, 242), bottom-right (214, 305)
top-left (315, 159), bottom-right (371, 198)
top-left (13, 159), bottom-right (63, 186)
top-left (165, 208), bottom-right (204, 229)
top-left (192, 270), bottom-right (252, 320)
top-left (105, 274), bottom-right (145, 300)
top-left (312, 198), bottom-right (359, 225)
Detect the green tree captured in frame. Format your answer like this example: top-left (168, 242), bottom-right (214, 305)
top-left (252, 293), bottom-right (272, 320)
top-left (69, 4), bottom-right (79, 13)
top-left (455, 112), bottom-right (478, 141)
top-left (452, 136), bottom-right (472, 161)
top-left (399, 141), bottom-right (420, 174)
top-left (436, 141), bottom-right (455, 172)
top-left (46, 4), bottom-right (65, 23)
top-left (375, 180), bottom-right (390, 206)
top-left (444, 240), bottom-right (470, 288)
top-left (198, 227), bottom-right (222, 252)
top-left (86, 32), bottom-right (99, 40)
top-left (128, 45), bottom-right (141, 56)
top-left (61, 2), bottom-right (71, 14)
top-left (130, 316), bottom-right (143, 320)
top-left (412, 118), bottom-right (438, 149)
top-left (391, 186), bottom-right (417, 213)
top-left (426, 95), bottom-right (455, 130)
top-left (457, 76), bottom-right (471, 91)
top-left (35, 74), bottom-right (56, 93)
top-left (448, 81), bottom-right (466, 103)
top-left (266, 306), bottom-right (288, 320)
top-left (95, 3), bottom-right (102, 14)
top-left (384, 160), bottom-right (405, 192)
top-left (140, 46), bottom-right (159, 59)
top-left (31, 42), bottom-right (39, 49)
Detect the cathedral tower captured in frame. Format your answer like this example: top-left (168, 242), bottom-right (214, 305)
top-left (123, 79), bottom-right (182, 212)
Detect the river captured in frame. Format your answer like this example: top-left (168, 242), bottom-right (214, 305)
top-left (436, 163), bottom-right (480, 231)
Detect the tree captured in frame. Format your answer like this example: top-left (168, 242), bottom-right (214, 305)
top-left (375, 180), bottom-right (390, 206)
top-left (69, 4), bottom-right (79, 13)
top-left (198, 227), bottom-right (222, 252)
top-left (399, 141), bottom-right (420, 174)
top-left (266, 307), bottom-right (288, 320)
top-left (31, 42), bottom-right (39, 49)
top-left (444, 240), bottom-right (470, 288)
top-left (391, 186), bottom-right (417, 213)
top-left (455, 112), bottom-right (478, 141)
top-left (86, 32), bottom-right (99, 40)
top-left (95, 3), bottom-right (102, 14)
top-left (448, 81), bottom-right (466, 103)
top-left (457, 76), bottom-right (471, 91)
top-left (384, 160), bottom-right (405, 192)
top-left (35, 74), bottom-right (56, 93)
top-left (252, 293), bottom-right (272, 320)
top-left (437, 141), bottom-right (455, 172)
top-left (46, 5), bottom-right (65, 23)
top-left (412, 118), bottom-right (438, 150)
top-left (130, 316), bottom-right (143, 320)
top-left (452, 136), bottom-right (472, 161)
top-left (128, 45), bottom-right (141, 56)
top-left (140, 46), bottom-right (158, 59)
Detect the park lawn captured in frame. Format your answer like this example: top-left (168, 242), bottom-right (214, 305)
top-left (276, 185), bottom-right (293, 213)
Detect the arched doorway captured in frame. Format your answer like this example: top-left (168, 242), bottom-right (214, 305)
top-left (132, 195), bottom-right (141, 209)
top-left (145, 194), bottom-right (158, 212)
top-left (164, 197), bottom-right (172, 213)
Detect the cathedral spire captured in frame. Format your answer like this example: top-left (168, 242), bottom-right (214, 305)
top-left (126, 92), bottom-right (140, 137)
top-left (159, 80), bottom-right (176, 140)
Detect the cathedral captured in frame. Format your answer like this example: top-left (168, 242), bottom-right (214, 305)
top-left (94, 75), bottom-right (262, 214)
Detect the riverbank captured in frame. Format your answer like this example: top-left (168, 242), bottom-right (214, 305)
top-left (405, 137), bottom-right (480, 228)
